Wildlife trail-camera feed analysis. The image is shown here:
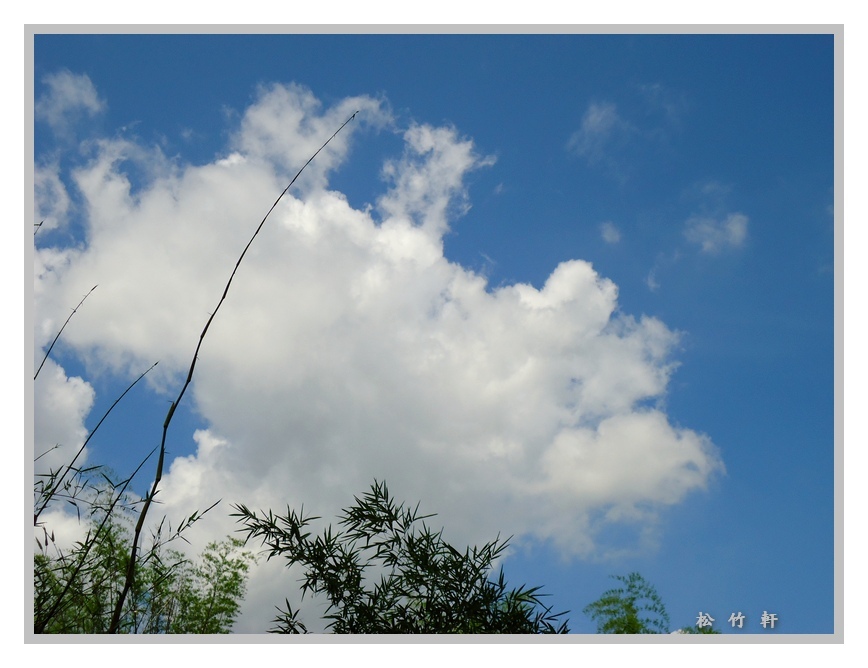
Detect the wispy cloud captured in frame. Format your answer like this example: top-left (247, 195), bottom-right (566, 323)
top-left (600, 221), bottom-right (622, 244)
top-left (684, 213), bottom-right (749, 254)
top-left (643, 180), bottom-right (748, 291)
top-left (35, 70), bottom-right (105, 137)
top-left (679, 180), bottom-right (749, 254)
top-left (34, 164), bottom-right (71, 232)
top-left (567, 102), bottom-right (632, 167)
top-left (637, 82), bottom-right (689, 130)
top-left (567, 87), bottom-right (687, 181)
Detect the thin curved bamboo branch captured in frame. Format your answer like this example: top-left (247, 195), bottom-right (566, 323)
top-left (35, 285), bottom-right (97, 380)
top-left (107, 111), bottom-right (359, 633)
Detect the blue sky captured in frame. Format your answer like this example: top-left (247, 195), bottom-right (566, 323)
top-left (32, 32), bottom-right (835, 635)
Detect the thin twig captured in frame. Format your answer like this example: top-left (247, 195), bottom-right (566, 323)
top-left (35, 285), bottom-right (97, 380)
top-left (108, 110), bottom-right (360, 633)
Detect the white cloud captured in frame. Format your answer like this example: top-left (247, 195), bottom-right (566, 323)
top-left (600, 221), bottom-right (621, 244)
top-left (35, 70), bottom-right (105, 136)
top-left (684, 212), bottom-right (748, 253)
top-left (35, 506), bottom-right (92, 553)
top-left (379, 124), bottom-right (495, 236)
top-left (33, 358), bottom-right (94, 476)
top-left (34, 82), bottom-right (723, 632)
top-left (233, 82), bottom-right (390, 193)
top-left (35, 164), bottom-right (71, 232)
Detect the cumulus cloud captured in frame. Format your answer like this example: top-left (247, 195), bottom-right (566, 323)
top-left (684, 212), bottom-right (748, 253)
top-left (233, 82), bottom-right (389, 192)
top-left (379, 124), bottom-right (495, 236)
top-left (34, 81), bottom-right (722, 631)
top-left (35, 70), bottom-right (105, 136)
top-left (33, 358), bottom-right (94, 476)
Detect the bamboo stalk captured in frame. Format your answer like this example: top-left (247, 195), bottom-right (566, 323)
top-left (107, 110), bottom-right (360, 633)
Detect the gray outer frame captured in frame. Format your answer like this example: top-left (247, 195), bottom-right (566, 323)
top-left (23, 24), bottom-right (844, 644)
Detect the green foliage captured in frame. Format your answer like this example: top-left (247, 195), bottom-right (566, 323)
top-left (233, 479), bottom-right (569, 633)
top-left (677, 623), bottom-right (721, 634)
top-left (165, 537), bottom-right (254, 633)
top-left (583, 572), bottom-right (671, 634)
top-left (34, 516), bottom-right (132, 633)
top-left (34, 491), bottom-right (254, 634)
